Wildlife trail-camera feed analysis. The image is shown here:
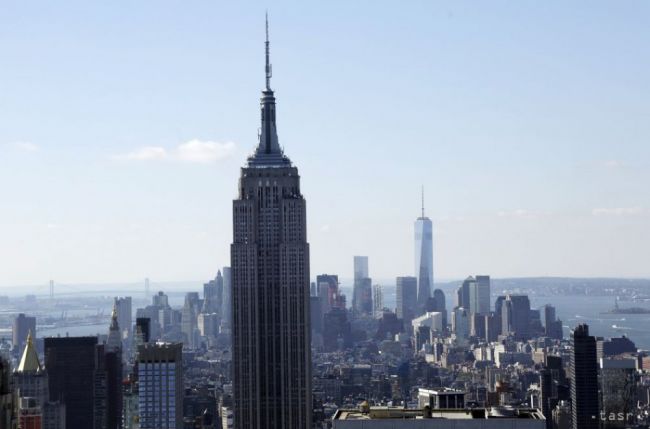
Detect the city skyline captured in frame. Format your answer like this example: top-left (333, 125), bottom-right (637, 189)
top-left (2, 5), bottom-right (650, 429)
top-left (2, 2), bottom-right (650, 287)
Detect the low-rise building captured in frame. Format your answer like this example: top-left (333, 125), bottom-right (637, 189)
top-left (332, 406), bottom-right (545, 428)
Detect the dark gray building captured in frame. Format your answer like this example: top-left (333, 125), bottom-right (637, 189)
top-left (432, 288), bottom-right (447, 328)
top-left (501, 294), bottom-right (531, 340)
top-left (230, 18), bottom-right (311, 429)
top-left (316, 274), bottom-right (340, 314)
top-left (570, 324), bottom-right (599, 429)
top-left (353, 277), bottom-right (373, 316)
top-left (12, 313), bottom-right (36, 356)
top-left (396, 277), bottom-right (418, 332)
top-left (456, 278), bottom-right (472, 310)
top-left (45, 336), bottom-right (98, 429)
top-left (220, 266), bottom-right (232, 333)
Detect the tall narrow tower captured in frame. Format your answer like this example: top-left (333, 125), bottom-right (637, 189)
top-left (414, 188), bottom-right (433, 312)
top-left (231, 16), bottom-right (312, 429)
top-left (570, 324), bottom-right (599, 429)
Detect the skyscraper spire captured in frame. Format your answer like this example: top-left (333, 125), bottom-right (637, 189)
top-left (265, 11), bottom-right (272, 91)
top-left (421, 185), bottom-right (425, 218)
top-left (248, 13), bottom-right (291, 167)
top-left (233, 16), bottom-right (311, 427)
top-left (17, 330), bottom-right (41, 373)
top-left (415, 185), bottom-right (433, 310)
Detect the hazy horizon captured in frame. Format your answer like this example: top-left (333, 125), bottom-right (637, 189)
top-left (2, 2), bottom-right (649, 285)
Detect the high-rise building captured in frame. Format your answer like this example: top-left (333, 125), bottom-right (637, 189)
top-left (353, 256), bottom-right (368, 280)
top-left (414, 192), bottom-right (433, 312)
top-left (432, 288), bottom-right (447, 328)
top-left (459, 275), bottom-right (490, 316)
top-left (203, 271), bottom-right (224, 315)
top-left (310, 296), bottom-right (323, 335)
top-left (230, 18), bottom-right (311, 429)
top-left (45, 336), bottom-right (98, 429)
top-left (484, 312), bottom-right (501, 342)
top-left (352, 257), bottom-right (372, 315)
top-left (323, 308), bottom-right (352, 352)
top-left (220, 267), bottom-right (232, 334)
top-left (452, 307), bottom-right (470, 339)
top-left (541, 304), bottom-right (555, 328)
top-left (396, 277), bottom-right (417, 332)
top-left (153, 291), bottom-right (169, 308)
top-left (13, 313), bottom-right (36, 356)
top-left (137, 343), bottom-right (183, 429)
top-left (373, 284), bottom-right (384, 318)
top-left (353, 278), bottom-right (373, 316)
top-left (456, 279), bottom-right (471, 310)
top-left (181, 292), bottom-right (201, 349)
top-left (14, 332), bottom-right (65, 429)
top-left (18, 397), bottom-right (42, 429)
top-left (104, 308), bottom-right (123, 429)
top-left (316, 274), bottom-right (340, 314)
top-left (15, 332), bottom-right (48, 403)
top-left (501, 295), bottom-right (531, 341)
top-left (542, 304), bottom-right (563, 340)
top-left (94, 342), bottom-right (123, 429)
top-left (135, 317), bottom-right (151, 344)
top-left (570, 324), bottom-right (599, 429)
top-left (600, 358), bottom-right (637, 428)
top-left (0, 355), bottom-right (16, 427)
top-left (472, 275), bottom-right (491, 314)
top-left (114, 296), bottom-right (132, 341)
top-left (197, 313), bottom-right (219, 340)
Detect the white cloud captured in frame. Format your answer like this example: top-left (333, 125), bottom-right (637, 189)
top-left (8, 141), bottom-right (39, 152)
top-left (176, 140), bottom-right (235, 163)
top-left (592, 207), bottom-right (645, 216)
top-left (114, 140), bottom-right (235, 164)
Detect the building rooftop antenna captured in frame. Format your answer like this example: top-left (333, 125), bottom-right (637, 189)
top-left (265, 11), bottom-right (272, 90)
top-left (421, 185), bottom-right (425, 218)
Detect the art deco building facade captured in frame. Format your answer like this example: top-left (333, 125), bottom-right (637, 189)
top-left (230, 18), bottom-right (311, 429)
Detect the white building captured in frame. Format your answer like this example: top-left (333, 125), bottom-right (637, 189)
top-left (452, 307), bottom-right (470, 339)
top-left (469, 276), bottom-right (490, 314)
top-left (115, 296), bottom-right (132, 340)
top-left (221, 406), bottom-right (233, 429)
top-left (333, 406), bottom-right (545, 428)
top-left (418, 388), bottom-right (465, 409)
top-left (412, 312), bottom-right (443, 333)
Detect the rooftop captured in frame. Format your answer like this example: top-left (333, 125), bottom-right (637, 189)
top-left (16, 331), bottom-right (41, 373)
top-left (333, 407), bottom-right (545, 421)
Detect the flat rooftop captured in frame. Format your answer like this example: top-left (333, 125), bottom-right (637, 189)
top-left (333, 407), bottom-right (545, 421)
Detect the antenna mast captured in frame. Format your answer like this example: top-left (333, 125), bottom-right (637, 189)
top-left (265, 12), bottom-right (272, 90)
top-left (421, 185), bottom-right (425, 218)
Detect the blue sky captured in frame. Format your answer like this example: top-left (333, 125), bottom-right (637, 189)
top-left (1, 1), bottom-right (649, 287)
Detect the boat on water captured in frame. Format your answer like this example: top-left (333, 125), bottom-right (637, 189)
top-left (602, 297), bottom-right (650, 314)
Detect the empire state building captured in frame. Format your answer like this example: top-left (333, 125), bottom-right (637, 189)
top-left (230, 18), bottom-right (312, 429)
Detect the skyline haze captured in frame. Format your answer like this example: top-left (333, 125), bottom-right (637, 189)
top-left (1, 2), bottom-right (649, 286)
